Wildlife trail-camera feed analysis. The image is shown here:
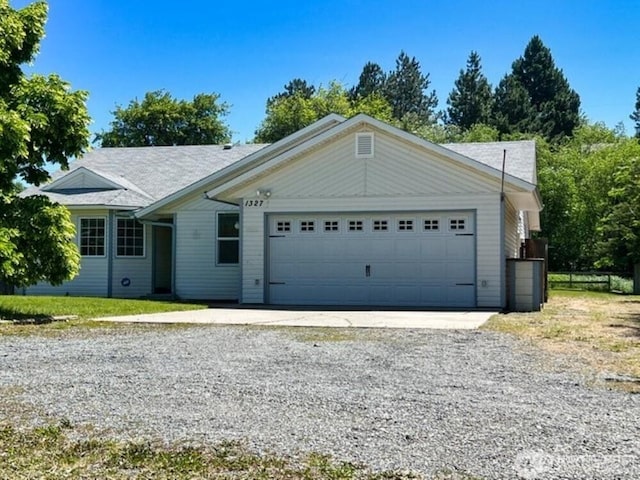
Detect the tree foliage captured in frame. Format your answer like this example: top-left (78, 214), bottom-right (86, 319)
top-left (446, 51), bottom-right (493, 131)
top-left (96, 90), bottom-right (231, 147)
top-left (385, 51), bottom-right (438, 126)
top-left (0, 0), bottom-right (89, 288)
top-left (493, 35), bottom-right (581, 141)
top-left (350, 62), bottom-right (386, 101)
top-left (254, 81), bottom-right (393, 143)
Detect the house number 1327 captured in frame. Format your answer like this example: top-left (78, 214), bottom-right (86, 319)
top-left (244, 200), bottom-right (264, 207)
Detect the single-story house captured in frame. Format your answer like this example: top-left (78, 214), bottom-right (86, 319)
top-left (22, 113), bottom-right (542, 309)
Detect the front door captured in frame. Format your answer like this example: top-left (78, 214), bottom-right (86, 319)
top-left (153, 226), bottom-right (172, 294)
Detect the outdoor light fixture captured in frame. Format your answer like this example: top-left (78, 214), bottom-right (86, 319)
top-left (256, 189), bottom-right (272, 198)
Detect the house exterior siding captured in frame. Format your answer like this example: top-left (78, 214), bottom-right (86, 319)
top-left (174, 196), bottom-right (240, 300)
top-left (26, 209), bottom-right (111, 297)
top-left (504, 198), bottom-right (521, 259)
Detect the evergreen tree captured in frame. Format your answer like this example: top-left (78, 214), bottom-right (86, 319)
top-left (349, 62), bottom-right (386, 100)
top-left (446, 51), bottom-right (493, 130)
top-left (493, 35), bottom-right (580, 141)
top-left (630, 86), bottom-right (640, 138)
top-left (271, 78), bottom-right (316, 102)
top-left (385, 51), bottom-right (438, 125)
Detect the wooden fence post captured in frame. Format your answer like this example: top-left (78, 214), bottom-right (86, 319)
top-left (634, 263), bottom-right (640, 295)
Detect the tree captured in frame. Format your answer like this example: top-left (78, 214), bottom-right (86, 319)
top-left (630, 86), bottom-right (640, 138)
top-left (271, 78), bottom-right (316, 101)
top-left (446, 51), bottom-right (493, 131)
top-left (96, 90), bottom-right (231, 147)
top-left (493, 36), bottom-right (581, 141)
top-left (0, 0), bottom-right (89, 287)
top-left (254, 81), bottom-right (393, 143)
top-left (349, 62), bottom-right (386, 100)
top-left (594, 139), bottom-right (640, 272)
top-left (384, 51), bottom-right (438, 126)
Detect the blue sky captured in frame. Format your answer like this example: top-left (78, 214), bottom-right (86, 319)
top-left (16, 0), bottom-right (640, 143)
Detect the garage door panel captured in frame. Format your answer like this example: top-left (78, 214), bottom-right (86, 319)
top-left (268, 212), bottom-right (476, 307)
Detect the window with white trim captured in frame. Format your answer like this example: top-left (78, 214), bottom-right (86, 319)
top-left (324, 220), bottom-right (339, 232)
top-left (348, 220), bottom-right (364, 231)
top-left (424, 219), bottom-right (439, 231)
top-left (398, 219), bottom-right (414, 231)
top-left (300, 220), bottom-right (315, 232)
top-left (79, 217), bottom-right (106, 256)
top-left (217, 212), bottom-right (239, 264)
top-left (450, 218), bottom-right (466, 230)
top-left (116, 219), bottom-right (144, 257)
top-left (373, 220), bottom-right (388, 231)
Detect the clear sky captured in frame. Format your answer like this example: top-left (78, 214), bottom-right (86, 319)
top-left (15, 0), bottom-right (640, 143)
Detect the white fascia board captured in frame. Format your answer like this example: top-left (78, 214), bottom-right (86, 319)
top-left (66, 205), bottom-right (139, 211)
top-left (135, 114), bottom-right (347, 219)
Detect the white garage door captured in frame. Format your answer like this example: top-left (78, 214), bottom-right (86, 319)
top-left (267, 212), bottom-right (475, 307)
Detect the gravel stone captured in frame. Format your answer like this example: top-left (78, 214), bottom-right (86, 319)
top-left (1, 326), bottom-right (638, 479)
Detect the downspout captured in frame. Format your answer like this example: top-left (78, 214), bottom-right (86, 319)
top-left (107, 210), bottom-right (115, 298)
top-left (171, 213), bottom-right (177, 297)
top-left (499, 149), bottom-right (507, 310)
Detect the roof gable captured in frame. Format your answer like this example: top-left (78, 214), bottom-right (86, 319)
top-left (42, 167), bottom-right (123, 192)
top-left (205, 114), bottom-right (538, 202)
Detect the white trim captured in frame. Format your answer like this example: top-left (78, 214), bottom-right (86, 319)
top-left (78, 216), bottom-right (108, 257)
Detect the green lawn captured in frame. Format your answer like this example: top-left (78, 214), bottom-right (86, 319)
top-left (0, 295), bottom-right (206, 323)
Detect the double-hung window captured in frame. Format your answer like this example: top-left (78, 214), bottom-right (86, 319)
top-left (217, 212), bottom-right (239, 264)
top-left (79, 218), bottom-right (106, 256)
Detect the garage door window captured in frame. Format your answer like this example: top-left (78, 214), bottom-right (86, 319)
top-left (348, 220), bottom-right (364, 231)
top-left (217, 212), bottom-right (239, 264)
top-left (424, 219), bottom-right (439, 231)
top-left (300, 221), bottom-right (315, 232)
top-left (450, 219), bottom-right (466, 231)
top-left (373, 220), bottom-right (388, 231)
top-left (277, 221), bottom-right (291, 233)
top-left (324, 220), bottom-right (339, 232)
top-left (398, 219), bottom-right (414, 231)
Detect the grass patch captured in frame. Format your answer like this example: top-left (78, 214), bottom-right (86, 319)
top-left (548, 273), bottom-right (633, 293)
top-left (0, 295), bottom-right (206, 322)
top-left (0, 296), bottom-right (208, 337)
top-left (0, 421), bottom-right (421, 480)
top-left (484, 289), bottom-right (640, 392)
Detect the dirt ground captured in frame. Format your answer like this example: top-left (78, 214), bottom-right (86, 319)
top-left (483, 291), bottom-right (640, 392)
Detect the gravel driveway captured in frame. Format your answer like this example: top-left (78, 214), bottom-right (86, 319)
top-left (1, 325), bottom-right (638, 479)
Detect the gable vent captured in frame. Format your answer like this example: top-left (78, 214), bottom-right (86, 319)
top-left (355, 132), bottom-right (374, 158)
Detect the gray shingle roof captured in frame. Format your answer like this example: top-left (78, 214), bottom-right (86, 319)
top-left (442, 140), bottom-right (537, 185)
top-left (23, 137), bottom-right (536, 210)
top-left (23, 144), bottom-right (268, 207)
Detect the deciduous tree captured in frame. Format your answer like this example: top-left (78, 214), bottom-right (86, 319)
top-left (0, 0), bottom-right (89, 287)
top-left (96, 90), bottom-right (231, 147)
